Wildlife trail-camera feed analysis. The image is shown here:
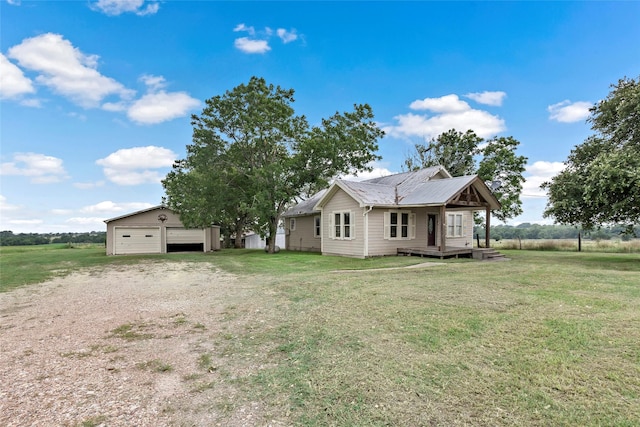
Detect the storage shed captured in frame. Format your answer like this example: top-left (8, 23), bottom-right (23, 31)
top-left (104, 205), bottom-right (220, 255)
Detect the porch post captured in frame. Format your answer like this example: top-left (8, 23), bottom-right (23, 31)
top-left (440, 205), bottom-right (446, 252)
top-left (485, 206), bottom-right (491, 248)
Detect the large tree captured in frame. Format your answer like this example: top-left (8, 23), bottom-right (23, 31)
top-left (404, 129), bottom-right (527, 221)
top-left (543, 76), bottom-right (640, 234)
top-left (162, 77), bottom-right (384, 252)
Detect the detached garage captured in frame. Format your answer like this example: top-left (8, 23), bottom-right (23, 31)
top-left (104, 205), bottom-right (220, 255)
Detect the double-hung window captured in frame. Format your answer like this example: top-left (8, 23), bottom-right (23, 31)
top-left (384, 210), bottom-right (416, 240)
top-left (446, 213), bottom-right (464, 237)
top-left (314, 216), bottom-right (321, 238)
top-left (332, 211), bottom-right (353, 240)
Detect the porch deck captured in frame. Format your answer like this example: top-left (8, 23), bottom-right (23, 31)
top-left (397, 246), bottom-right (473, 259)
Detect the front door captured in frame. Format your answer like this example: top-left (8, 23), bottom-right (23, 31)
top-left (427, 214), bottom-right (436, 246)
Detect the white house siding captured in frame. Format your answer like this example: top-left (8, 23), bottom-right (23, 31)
top-left (320, 188), bottom-right (365, 258)
top-left (243, 229), bottom-right (286, 249)
top-left (443, 209), bottom-right (475, 248)
top-left (286, 215), bottom-right (321, 252)
top-left (366, 208), bottom-right (432, 256)
top-left (366, 207), bottom-right (476, 256)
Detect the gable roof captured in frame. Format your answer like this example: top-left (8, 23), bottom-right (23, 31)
top-left (103, 205), bottom-right (170, 223)
top-left (282, 189), bottom-right (327, 217)
top-left (313, 166), bottom-right (500, 211)
top-left (399, 175), bottom-right (480, 206)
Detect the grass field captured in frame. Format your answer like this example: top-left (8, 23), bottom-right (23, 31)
top-left (1, 245), bottom-right (639, 425)
top-left (493, 238), bottom-right (640, 253)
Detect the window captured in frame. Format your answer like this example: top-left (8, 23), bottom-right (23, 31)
top-left (331, 211), bottom-right (354, 240)
top-left (447, 213), bottom-right (465, 237)
top-left (289, 218), bottom-right (296, 231)
top-left (384, 211), bottom-right (416, 240)
top-left (314, 216), bottom-right (321, 238)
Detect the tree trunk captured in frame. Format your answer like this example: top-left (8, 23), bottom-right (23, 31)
top-left (234, 218), bottom-right (245, 248)
top-left (266, 216), bottom-right (278, 254)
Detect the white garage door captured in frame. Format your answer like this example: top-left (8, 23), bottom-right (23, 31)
top-left (166, 228), bottom-right (204, 244)
top-left (114, 227), bottom-right (161, 255)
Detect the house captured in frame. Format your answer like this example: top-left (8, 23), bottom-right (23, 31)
top-left (283, 166), bottom-right (500, 259)
top-left (104, 205), bottom-right (220, 255)
top-left (242, 229), bottom-right (286, 250)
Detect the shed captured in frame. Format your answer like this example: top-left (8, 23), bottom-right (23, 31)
top-left (104, 205), bottom-right (220, 255)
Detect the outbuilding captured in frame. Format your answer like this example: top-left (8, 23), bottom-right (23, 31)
top-left (104, 205), bottom-right (220, 255)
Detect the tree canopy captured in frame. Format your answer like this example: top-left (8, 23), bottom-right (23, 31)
top-left (404, 129), bottom-right (528, 221)
top-left (542, 76), bottom-right (640, 234)
top-left (162, 77), bottom-right (384, 252)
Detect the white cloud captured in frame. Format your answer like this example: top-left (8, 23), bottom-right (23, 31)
top-left (8, 219), bottom-right (43, 226)
top-left (277, 28), bottom-right (298, 43)
top-left (7, 0), bottom-right (21, 5)
top-left (465, 91), bottom-right (507, 106)
top-left (234, 37), bottom-right (271, 54)
top-left (233, 24), bottom-right (301, 54)
top-left (410, 94), bottom-right (471, 113)
top-left (339, 161), bottom-right (396, 182)
top-left (7, 33), bottom-right (134, 108)
top-left (0, 195), bottom-right (21, 212)
top-left (233, 23), bottom-right (256, 35)
top-left (0, 152), bottom-right (69, 183)
top-left (19, 98), bottom-right (42, 108)
top-left (548, 100), bottom-right (592, 123)
top-left (96, 146), bottom-right (176, 185)
top-left (65, 217), bottom-right (109, 226)
top-left (140, 74), bottom-right (167, 91)
top-left (0, 53), bottom-right (35, 99)
top-left (102, 101), bottom-right (128, 112)
top-left (521, 160), bottom-right (566, 198)
top-left (51, 209), bottom-right (73, 215)
top-left (384, 93), bottom-right (506, 141)
top-left (91, 0), bottom-right (159, 16)
top-left (127, 90), bottom-right (200, 124)
top-left (97, 146), bottom-right (176, 169)
top-left (102, 169), bottom-right (166, 185)
top-left (73, 181), bottom-right (105, 190)
top-left (80, 200), bottom-right (154, 214)
top-left (385, 94), bottom-right (506, 140)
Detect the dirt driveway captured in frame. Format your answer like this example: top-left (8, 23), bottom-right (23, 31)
top-left (0, 262), bottom-right (281, 427)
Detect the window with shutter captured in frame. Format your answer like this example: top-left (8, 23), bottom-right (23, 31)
top-left (384, 210), bottom-right (415, 240)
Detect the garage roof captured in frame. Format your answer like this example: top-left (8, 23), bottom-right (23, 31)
top-left (103, 205), bottom-right (170, 223)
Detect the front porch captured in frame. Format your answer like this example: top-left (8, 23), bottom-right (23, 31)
top-left (397, 246), bottom-right (506, 260)
top-left (397, 246), bottom-right (473, 259)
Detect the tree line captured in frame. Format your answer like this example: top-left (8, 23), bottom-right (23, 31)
top-left (0, 231), bottom-right (106, 246)
top-left (473, 224), bottom-right (639, 241)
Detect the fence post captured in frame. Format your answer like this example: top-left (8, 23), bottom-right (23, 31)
top-left (578, 231), bottom-right (582, 252)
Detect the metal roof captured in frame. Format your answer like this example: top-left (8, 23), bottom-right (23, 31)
top-left (286, 166), bottom-right (501, 215)
top-left (338, 180), bottom-right (396, 205)
top-left (282, 189), bottom-right (327, 217)
top-left (398, 175), bottom-right (477, 205)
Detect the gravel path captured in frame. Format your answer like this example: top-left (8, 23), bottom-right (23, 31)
top-left (0, 262), bottom-right (277, 427)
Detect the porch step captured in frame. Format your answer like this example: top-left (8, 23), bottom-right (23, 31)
top-left (472, 248), bottom-right (508, 261)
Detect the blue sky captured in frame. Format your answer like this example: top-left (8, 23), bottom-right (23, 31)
top-left (1, 1), bottom-right (639, 233)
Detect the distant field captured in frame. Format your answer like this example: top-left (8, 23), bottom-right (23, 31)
top-left (492, 238), bottom-right (640, 253)
top-left (1, 245), bottom-right (639, 425)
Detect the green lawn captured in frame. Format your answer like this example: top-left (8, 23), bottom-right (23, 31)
top-left (1, 246), bottom-right (639, 425)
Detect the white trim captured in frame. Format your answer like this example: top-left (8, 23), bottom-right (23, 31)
top-left (113, 226), bottom-right (162, 255)
top-left (446, 213), bottom-right (465, 238)
top-left (331, 210), bottom-right (355, 240)
top-left (313, 216), bottom-right (321, 238)
top-left (384, 210), bottom-right (415, 241)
